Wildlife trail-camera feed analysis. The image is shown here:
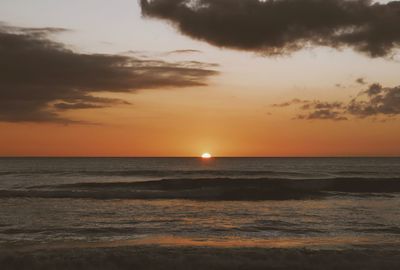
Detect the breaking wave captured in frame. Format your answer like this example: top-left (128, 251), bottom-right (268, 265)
top-left (1, 177), bottom-right (399, 201)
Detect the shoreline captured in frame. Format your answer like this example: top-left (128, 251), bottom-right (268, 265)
top-left (1, 244), bottom-right (400, 270)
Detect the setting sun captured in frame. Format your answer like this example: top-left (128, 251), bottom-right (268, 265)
top-left (201, 153), bottom-right (212, 159)
top-left (1, 0), bottom-right (399, 268)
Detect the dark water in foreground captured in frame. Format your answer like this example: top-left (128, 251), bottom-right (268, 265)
top-left (0, 157), bottom-right (400, 250)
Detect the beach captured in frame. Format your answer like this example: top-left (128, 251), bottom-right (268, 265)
top-left (2, 244), bottom-right (400, 270)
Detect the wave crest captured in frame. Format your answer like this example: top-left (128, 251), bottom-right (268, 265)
top-left (1, 178), bottom-right (399, 201)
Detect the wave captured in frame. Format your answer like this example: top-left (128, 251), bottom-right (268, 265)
top-left (0, 169), bottom-right (321, 178)
top-left (44, 177), bottom-right (400, 192)
top-left (3, 169), bottom-right (398, 179)
top-left (238, 220), bottom-right (325, 234)
top-left (350, 227), bottom-right (400, 234)
top-left (1, 227), bottom-right (139, 235)
top-left (1, 177), bottom-right (399, 201)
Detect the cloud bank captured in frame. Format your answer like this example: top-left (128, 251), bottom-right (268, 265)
top-left (0, 24), bottom-right (218, 123)
top-left (141, 0), bottom-right (400, 57)
top-left (273, 83), bottom-right (400, 120)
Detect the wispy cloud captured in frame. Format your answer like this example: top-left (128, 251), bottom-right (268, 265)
top-left (0, 24), bottom-right (218, 123)
top-left (165, 49), bottom-right (202, 55)
top-left (271, 99), bottom-right (309, 108)
top-left (273, 83), bottom-right (400, 121)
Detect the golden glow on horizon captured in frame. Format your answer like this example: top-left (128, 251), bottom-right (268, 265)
top-left (201, 153), bottom-right (212, 159)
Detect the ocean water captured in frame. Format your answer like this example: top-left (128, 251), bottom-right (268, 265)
top-left (0, 157), bottom-right (400, 250)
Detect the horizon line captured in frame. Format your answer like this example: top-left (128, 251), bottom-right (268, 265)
top-left (0, 156), bottom-right (399, 158)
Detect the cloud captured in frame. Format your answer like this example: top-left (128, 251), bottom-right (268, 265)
top-left (348, 83), bottom-right (400, 117)
top-left (273, 83), bottom-right (400, 120)
top-left (140, 0), bottom-right (400, 57)
top-left (300, 101), bottom-right (344, 110)
top-left (53, 97), bottom-right (131, 111)
top-left (166, 49), bottom-right (202, 55)
top-left (271, 98), bottom-right (308, 107)
top-left (295, 100), bottom-right (348, 121)
top-left (363, 82), bottom-right (382, 96)
top-left (297, 109), bottom-right (348, 121)
top-left (356, 77), bottom-right (367, 85)
top-left (0, 24), bottom-right (218, 123)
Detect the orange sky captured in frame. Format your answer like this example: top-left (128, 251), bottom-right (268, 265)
top-left (0, 0), bottom-right (399, 157)
top-left (1, 90), bottom-right (399, 157)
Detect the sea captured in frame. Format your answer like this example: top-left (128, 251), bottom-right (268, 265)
top-left (0, 157), bottom-right (400, 250)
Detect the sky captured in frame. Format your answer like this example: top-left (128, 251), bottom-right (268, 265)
top-left (0, 0), bottom-right (399, 157)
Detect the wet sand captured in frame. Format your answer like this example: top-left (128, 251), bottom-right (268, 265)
top-left (1, 244), bottom-right (400, 270)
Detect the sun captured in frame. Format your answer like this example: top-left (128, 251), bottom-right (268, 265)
top-left (201, 152), bottom-right (212, 159)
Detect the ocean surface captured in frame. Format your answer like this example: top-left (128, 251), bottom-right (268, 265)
top-left (1, 157), bottom-right (400, 250)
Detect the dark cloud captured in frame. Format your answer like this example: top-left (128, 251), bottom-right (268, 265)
top-left (297, 110), bottom-right (348, 121)
top-left (273, 83), bottom-right (400, 120)
top-left (167, 49), bottom-right (202, 54)
top-left (363, 82), bottom-right (382, 96)
top-left (348, 83), bottom-right (400, 117)
top-left (53, 97), bottom-right (131, 111)
top-left (300, 101), bottom-right (344, 110)
top-left (295, 100), bottom-right (347, 121)
top-left (356, 77), bottom-right (367, 85)
top-left (0, 24), bottom-right (218, 123)
top-left (141, 0), bottom-right (400, 57)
